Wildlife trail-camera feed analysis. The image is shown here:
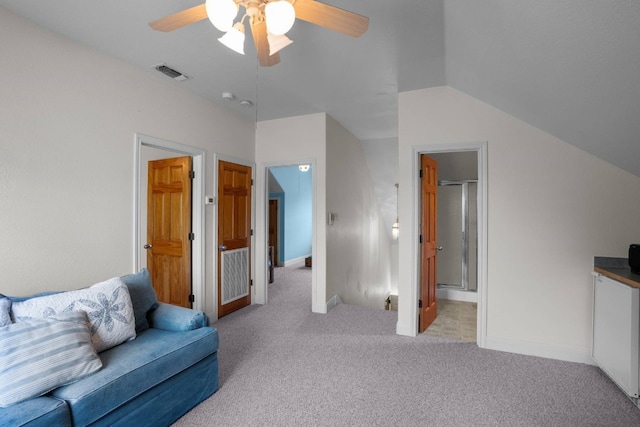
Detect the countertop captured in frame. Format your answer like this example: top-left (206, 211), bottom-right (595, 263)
top-left (594, 257), bottom-right (640, 289)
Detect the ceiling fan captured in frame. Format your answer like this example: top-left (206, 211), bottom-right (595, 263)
top-left (149, 0), bottom-right (369, 67)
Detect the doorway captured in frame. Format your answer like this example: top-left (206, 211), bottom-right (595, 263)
top-left (416, 143), bottom-right (487, 346)
top-left (134, 134), bottom-right (205, 312)
top-left (263, 163), bottom-right (314, 304)
top-left (429, 150), bottom-right (479, 304)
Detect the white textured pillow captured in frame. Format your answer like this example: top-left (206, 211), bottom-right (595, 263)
top-left (11, 277), bottom-right (136, 352)
top-left (0, 311), bottom-right (103, 407)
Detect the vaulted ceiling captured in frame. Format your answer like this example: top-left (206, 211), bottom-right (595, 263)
top-left (2, 0), bottom-right (639, 178)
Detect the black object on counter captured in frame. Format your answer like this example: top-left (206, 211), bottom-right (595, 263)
top-left (629, 244), bottom-right (640, 274)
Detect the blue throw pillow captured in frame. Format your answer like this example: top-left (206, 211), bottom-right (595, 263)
top-left (7, 291), bottom-right (62, 304)
top-left (121, 268), bottom-right (159, 332)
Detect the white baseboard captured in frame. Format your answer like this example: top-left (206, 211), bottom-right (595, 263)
top-left (312, 303), bottom-right (327, 314)
top-left (326, 294), bottom-right (342, 312)
top-left (484, 335), bottom-right (595, 365)
top-left (437, 288), bottom-right (478, 303)
top-left (396, 321), bottom-right (417, 337)
top-left (284, 255), bottom-right (311, 267)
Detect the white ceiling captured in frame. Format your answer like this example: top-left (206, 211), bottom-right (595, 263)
top-left (0, 0), bottom-right (445, 143)
top-left (2, 0), bottom-right (639, 176)
top-left (445, 1), bottom-right (640, 178)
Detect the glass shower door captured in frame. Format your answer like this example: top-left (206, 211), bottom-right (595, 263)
top-left (436, 181), bottom-right (477, 291)
top-left (437, 184), bottom-right (463, 287)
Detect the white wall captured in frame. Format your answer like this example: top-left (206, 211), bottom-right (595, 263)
top-left (0, 8), bottom-right (255, 313)
top-left (361, 138), bottom-right (399, 294)
top-left (255, 113), bottom-right (328, 312)
top-left (398, 86), bottom-right (640, 363)
top-left (326, 117), bottom-right (392, 309)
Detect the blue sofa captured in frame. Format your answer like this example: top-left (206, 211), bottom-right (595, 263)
top-left (0, 271), bottom-right (219, 427)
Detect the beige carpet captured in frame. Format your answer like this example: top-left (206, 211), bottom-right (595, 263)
top-left (173, 266), bottom-right (640, 426)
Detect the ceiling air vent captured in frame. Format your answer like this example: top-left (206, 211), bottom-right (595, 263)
top-left (155, 64), bottom-right (189, 82)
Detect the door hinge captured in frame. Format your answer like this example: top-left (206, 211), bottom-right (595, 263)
top-left (250, 279), bottom-right (253, 287)
top-left (188, 232), bottom-right (195, 241)
top-left (251, 178), bottom-right (254, 186)
top-left (419, 169), bottom-right (423, 178)
top-left (251, 229), bottom-right (254, 236)
top-left (419, 234), bottom-right (423, 244)
top-left (189, 294), bottom-right (195, 303)
top-left (189, 170), bottom-right (195, 179)
top-left (418, 299), bottom-right (423, 308)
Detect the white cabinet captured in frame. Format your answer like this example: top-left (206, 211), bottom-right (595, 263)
top-left (592, 274), bottom-right (639, 398)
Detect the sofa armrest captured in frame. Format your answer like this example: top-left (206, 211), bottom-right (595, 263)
top-left (148, 302), bottom-right (209, 331)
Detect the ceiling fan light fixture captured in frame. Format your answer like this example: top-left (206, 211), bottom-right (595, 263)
top-left (218, 22), bottom-right (246, 55)
top-left (265, 1), bottom-right (296, 36)
top-left (205, 0), bottom-right (239, 32)
top-left (267, 33), bottom-right (293, 55)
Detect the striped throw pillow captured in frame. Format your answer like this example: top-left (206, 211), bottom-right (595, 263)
top-left (0, 311), bottom-right (102, 407)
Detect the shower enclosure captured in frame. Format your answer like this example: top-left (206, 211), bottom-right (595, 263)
top-left (437, 180), bottom-right (477, 293)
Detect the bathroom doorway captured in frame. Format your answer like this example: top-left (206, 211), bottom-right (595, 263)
top-left (429, 152), bottom-right (478, 303)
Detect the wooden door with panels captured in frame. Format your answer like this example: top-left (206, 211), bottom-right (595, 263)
top-left (218, 160), bottom-right (253, 318)
top-left (268, 199), bottom-right (279, 266)
top-left (147, 156), bottom-right (193, 308)
top-left (419, 154), bottom-right (438, 333)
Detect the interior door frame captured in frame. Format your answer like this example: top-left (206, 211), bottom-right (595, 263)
top-left (413, 142), bottom-right (488, 347)
top-left (213, 153), bottom-right (256, 320)
top-left (133, 134), bottom-right (206, 312)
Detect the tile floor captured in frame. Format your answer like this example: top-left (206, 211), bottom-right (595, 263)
top-left (421, 298), bottom-right (477, 342)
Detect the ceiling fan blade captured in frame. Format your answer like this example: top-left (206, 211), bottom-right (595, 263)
top-left (149, 4), bottom-right (208, 32)
top-left (294, 0), bottom-right (369, 38)
top-left (251, 20), bottom-right (281, 67)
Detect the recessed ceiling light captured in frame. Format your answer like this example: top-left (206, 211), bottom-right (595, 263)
top-left (222, 92), bottom-right (235, 100)
top-left (239, 100), bottom-right (253, 107)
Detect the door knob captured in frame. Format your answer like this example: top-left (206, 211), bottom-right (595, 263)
top-left (436, 246), bottom-right (443, 251)
top-left (219, 245), bottom-right (227, 251)
top-left (144, 244), bottom-right (152, 249)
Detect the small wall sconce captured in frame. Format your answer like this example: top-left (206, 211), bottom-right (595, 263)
top-left (392, 183), bottom-right (399, 240)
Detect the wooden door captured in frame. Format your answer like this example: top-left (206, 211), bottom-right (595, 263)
top-left (268, 199), bottom-right (279, 266)
top-left (419, 154), bottom-right (438, 332)
top-left (218, 160), bottom-right (252, 317)
top-left (147, 156), bottom-right (192, 308)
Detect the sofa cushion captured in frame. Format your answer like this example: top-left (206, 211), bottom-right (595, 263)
top-left (0, 312), bottom-right (102, 407)
top-left (120, 268), bottom-right (158, 333)
top-left (52, 326), bottom-right (219, 426)
top-left (11, 277), bottom-right (136, 352)
top-left (0, 396), bottom-right (71, 427)
top-left (0, 296), bottom-right (11, 327)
